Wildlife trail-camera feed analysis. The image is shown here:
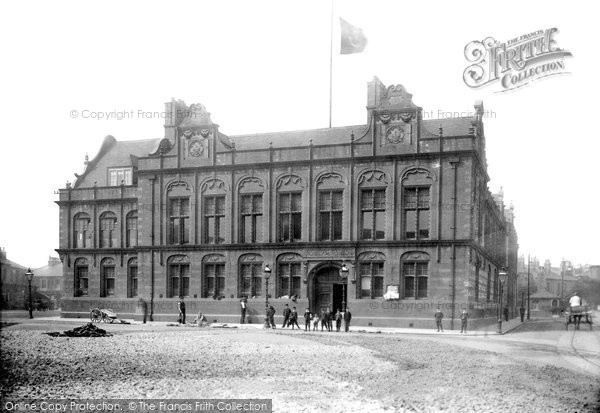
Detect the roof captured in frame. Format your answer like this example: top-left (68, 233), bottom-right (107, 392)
top-left (75, 136), bottom-right (160, 188)
top-left (544, 271), bottom-right (578, 281)
top-left (33, 261), bottom-right (63, 278)
top-left (422, 117), bottom-right (475, 138)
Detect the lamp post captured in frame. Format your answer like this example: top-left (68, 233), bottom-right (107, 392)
top-left (497, 268), bottom-right (508, 334)
top-left (25, 268), bottom-right (34, 319)
top-left (339, 263), bottom-right (349, 311)
top-left (263, 264), bottom-right (272, 329)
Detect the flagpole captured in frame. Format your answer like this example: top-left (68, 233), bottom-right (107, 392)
top-left (329, 0), bottom-right (334, 128)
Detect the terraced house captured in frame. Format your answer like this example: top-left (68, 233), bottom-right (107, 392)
top-left (56, 77), bottom-right (518, 328)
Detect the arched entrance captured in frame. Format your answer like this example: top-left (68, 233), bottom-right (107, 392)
top-left (313, 265), bottom-right (346, 314)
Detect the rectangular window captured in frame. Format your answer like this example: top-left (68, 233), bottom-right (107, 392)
top-left (278, 262), bottom-right (302, 298)
top-left (74, 217), bottom-right (90, 248)
top-left (240, 263), bottom-right (262, 297)
top-left (403, 262), bottom-right (428, 299)
top-left (169, 264), bottom-right (190, 298)
top-left (204, 196), bottom-right (225, 244)
top-left (403, 187), bottom-right (430, 240)
top-left (359, 262), bottom-right (384, 298)
top-left (76, 266), bottom-right (88, 296)
top-left (128, 265), bottom-right (138, 298)
top-left (109, 167), bottom-right (133, 186)
top-left (100, 217), bottom-right (117, 248)
top-left (240, 194), bottom-right (263, 243)
top-left (126, 214), bottom-right (138, 247)
top-left (279, 193), bottom-right (302, 241)
top-left (169, 198), bottom-right (190, 245)
top-left (102, 266), bottom-right (115, 297)
top-left (319, 191), bottom-right (343, 241)
top-left (361, 189), bottom-right (386, 240)
top-left (204, 263), bottom-right (225, 298)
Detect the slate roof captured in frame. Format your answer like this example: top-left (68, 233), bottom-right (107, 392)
top-left (422, 117), bottom-right (475, 138)
top-left (33, 261), bottom-right (63, 278)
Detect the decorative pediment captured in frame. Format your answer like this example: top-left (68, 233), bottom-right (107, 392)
top-left (178, 103), bottom-right (213, 129)
top-left (100, 257), bottom-right (115, 266)
top-left (201, 178), bottom-right (227, 194)
top-left (276, 174), bottom-right (304, 190)
top-left (357, 251), bottom-right (385, 261)
top-left (400, 167), bottom-right (436, 184)
top-left (203, 254), bottom-right (225, 263)
top-left (357, 169), bottom-right (388, 186)
top-left (380, 84), bottom-right (417, 109)
top-left (316, 172), bottom-right (344, 188)
top-left (277, 253), bottom-right (303, 262)
top-left (167, 255), bottom-right (190, 264)
top-left (239, 253), bottom-right (263, 263)
top-left (238, 176), bottom-right (265, 193)
top-left (401, 251), bottom-right (430, 261)
top-left (166, 180), bottom-right (192, 196)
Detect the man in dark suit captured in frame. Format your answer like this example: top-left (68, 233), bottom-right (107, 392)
top-left (240, 297), bottom-right (247, 324)
top-left (343, 308), bottom-right (352, 332)
top-left (177, 297), bottom-right (186, 324)
top-left (282, 304), bottom-right (291, 328)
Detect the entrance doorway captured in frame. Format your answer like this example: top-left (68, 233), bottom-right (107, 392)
top-left (313, 266), bottom-right (346, 314)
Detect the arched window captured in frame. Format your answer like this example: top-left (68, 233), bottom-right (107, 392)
top-left (239, 254), bottom-right (263, 298)
top-left (100, 257), bottom-right (116, 297)
top-left (202, 254), bottom-right (225, 298)
top-left (74, 258), bottom-right (88, 297)
top-left (401, 169), bottom-right (432, 240)
top-left (358, 252), bottom-right (385, 298)
top-left (126, 211), bottom-right (138, 247)
top-left (73, 213), bottom-right (91, 248)
top-left (277, 254), bottom-right (302, 298)
top-left (167, 255), bottom-right (190, 298)
top-left (402, 252), bottom-right (429, 299)
top-left (358, 170), bottom-right (388, 241)
top-left (316, 172), bottom-right (344, 241)
top-left (277, 175), bottom-right (303, 242)
top-left (127, 257), bottom-right (138, 298)
top-left (167, 182), bottom-right (191, 245)
top-left (99, 212), bottom-right (118, 248)
top-left (201, 178), bottom-right (228, 245)
top-left (238, 178), bottom-right (264, 244)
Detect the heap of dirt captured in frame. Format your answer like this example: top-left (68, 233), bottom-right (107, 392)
top-left (44, 323), bottom-right (113, 337)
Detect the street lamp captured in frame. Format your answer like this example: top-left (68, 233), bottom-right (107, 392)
top-left (339, 263), bottom-right (349, 311)
top-left (497, 268), bottom-right (508, 334)
top-left (263, 264), bottom-right (272, 329)
top-left (25, 268), bottom-right (34, 319)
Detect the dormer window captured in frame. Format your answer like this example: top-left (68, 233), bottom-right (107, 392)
top-left (109, 167), bottom-right (132, 186)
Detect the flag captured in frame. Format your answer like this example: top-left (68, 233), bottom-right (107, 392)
top-left (339, 17), bottom-right (367, 54)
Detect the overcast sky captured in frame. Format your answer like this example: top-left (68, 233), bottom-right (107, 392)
top-left (0, 0), bottom-right (598, 269)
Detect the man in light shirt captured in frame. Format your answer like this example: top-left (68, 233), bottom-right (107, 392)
top-left (569, 293), bottom-right (582, 308)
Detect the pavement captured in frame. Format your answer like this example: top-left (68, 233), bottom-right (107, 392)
top-left (1, 310), bottom-right (532, 336)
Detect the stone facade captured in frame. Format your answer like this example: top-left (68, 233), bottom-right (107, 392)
top-left (56, 78), bottom-right (519, 328)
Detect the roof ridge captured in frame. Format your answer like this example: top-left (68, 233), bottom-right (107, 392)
top-left (229, 124), bottom-right (366, 138)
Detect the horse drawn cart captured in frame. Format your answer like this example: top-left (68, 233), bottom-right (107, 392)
top-left (564, 305), bottom-right (593, 330)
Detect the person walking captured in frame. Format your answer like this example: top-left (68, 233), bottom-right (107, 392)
top-left (312, 313), bottom-right (320, 331)
top-left (503, 306), bottom-right (509, 322)
top-left (282, 304), bottom-right (291, 328)
top-left (335, 309), bottom-right (342, 332)
top-left (289, 307), bottom-right (301, 330)
top-left (460, 310), bottom-right (469, 333)
top-left (268, 304), bottom-right (277, 329)
top-left (240, 297), bottom-right (247, 324)
top-left (343, 308), bottom-right (351, 332)
top-left (434, 309), bottom-right (444, 332)
top-left (177, 297), bottom-right (186, 324)
top-left (304, 308), bottom-right (311, 331)
top-left (326, 307), bottom-right (333, 332)
top-left (519, 306), bottom-right (525, 322)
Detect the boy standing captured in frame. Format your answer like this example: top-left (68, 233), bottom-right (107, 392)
top-left (434, 309), bottom-right (444, 332)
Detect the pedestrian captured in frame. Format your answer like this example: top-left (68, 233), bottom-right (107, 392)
top-left (335, 309), bottom-right (342, 332)
top-left (289, 307), bottom-right (301, 330)
top-left (434, 309), bottom-right (443, 332)
top-left (304, 308), bottom-right (311, 331)
top-left (268, 304), bottom-right (276, 329)
top-left (312, 313), bottom-right (320, 331)
top-left (460, 310), bottom-right (468, 333)
top-left (177, 297), bottom-right (186, 324)
top-left (343, 308), bottom-right (351, 332)
top-left (282, 304), bottom-right (291, 328)
top-left (320, 309), bottom-right (328, 331)
top-left (240, 297), bottom-right (247, 324)
top-left (503, 306), bottom-right (509, 322)
top-left (519, 306), bottom-right (525, 322)
top-left (326, 307), bottom-right (333, 332)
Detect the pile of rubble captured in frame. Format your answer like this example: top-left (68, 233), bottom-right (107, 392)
top-left (44, 323), bottom-right (113, 337)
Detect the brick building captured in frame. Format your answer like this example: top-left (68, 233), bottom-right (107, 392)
top-left (0, 247), bottom-right (29, 309)
top-left (56, 78), bottom-right (518, 328)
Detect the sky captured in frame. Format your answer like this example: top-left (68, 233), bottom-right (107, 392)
top-left (0, 0), bottom-right (598, 269)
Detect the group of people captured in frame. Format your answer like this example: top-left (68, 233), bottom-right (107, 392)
top-left (263, 303), bottom-right (352, 332)
top-left (434, 309), bottom-right (470, 333)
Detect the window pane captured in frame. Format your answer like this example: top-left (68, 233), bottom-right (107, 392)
top-left (359, 263), bottom-right (371, 276)
top-left (292, 213), bottom-right (301, 240)
top-left (280, 194), bottom-right (291, 212)
top-left (290, 263), bottom-right (301, 276)
top-left (418, 188), bottom-right (430, 208)
top-left (216, 217), bottom-right (225, 244)
top-left (205, 197), bottom-right (215, 215)
top-left (171, 277), bottom-right (179, 298)
top-left (373, 276), bottom-right (384, 298)
top-left (181, 277), bottom-right (190, 297)
top-left (417, 277), bottom-right (428, 298)
top-left (110, 171), bottom-right (117, 186)
top-left (375, 211), bottom-right (385, 239)
top-left (405, 210), bottom-right (416, 239)
top-left (254, 277), bottom-right (262, 297)
top-left (217, 277), bottom-right (225, 296)
top-left (418, 210), bottom-right (430, 239)
top-left (280, 277), bottom-right (289, 297)
top-left (280, 214), bottom-right (290, 241)
top-left (373, 262), bottom-right (384, 276)
top-left (182, 218), bottom-right (189, 244)
top-left (253, 195), bottom-right (263, 213)
top-left (79, 276), bottom-right (88, 296)
top-left (291, 276), bottom-right (301, 298)
top-left (255, 215), bottom-right (263, 242)
top-left (206, 277), bottom-right (215, 297)
top-left (320, 213), bottom-right (330, 240)
top-left (170, 198), bottom-right (179, 216)
top-left (374, 190), bottom-right (386, 209)
top-left (206, 216), bottom-right (215, 243)
top-left (216, 196), bottom-right (225, 215)
top-left (404, 276), bottom-right (415, 298)
top-left (291, 193), bottom-right (301, 211)
top-left (332, 191), bottom-right (343, 210)
top-left (404, 188), bottom-right (417, 208)
top-left (319, 192), bottom-right (331, 211)
top-left (332, 211), bottom-right (342, 240)
top-left (416, 262), bottom-right (428, 276)
top-left (362, 211), bottom-right (373, 239)
top-left (106, 278), bottom-right (115, 296)
top-left (403, 263), bottom-right (416, 276)
top-left (361, 190), bottom-right (373, 209)
top-left (361, 277), bottom-right (371, 298)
